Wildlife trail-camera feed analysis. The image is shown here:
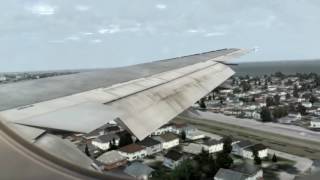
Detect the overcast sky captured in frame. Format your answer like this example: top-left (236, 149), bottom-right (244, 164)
top-left (1, 0), bottom-right (320, 72)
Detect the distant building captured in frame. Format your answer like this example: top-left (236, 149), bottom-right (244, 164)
top-left (124, 162), bottom-right (154, 180)
top-left (171, 123), bottom-right (195, 135)
top-left (137, 137), bottom-right (162, 156)
top-left (201, 139), bottom-right (224, 154)
top-left (153, 133), bottom-right (179, 149)
top-left (0, 76), bottom-right (6, 82)
top-left (163, 150), bottom-right (185, 169)
top-left (91, 133), bottom-right (120, 150)
top-left (96, 150), bottom-right (127, 170)
top-left (118, 144), bottom-right (147, 161)
top-left (151, 123), bottom-right (174, 136)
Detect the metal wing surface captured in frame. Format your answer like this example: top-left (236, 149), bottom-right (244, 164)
top-left (0, 48), bottom-right (250, 140)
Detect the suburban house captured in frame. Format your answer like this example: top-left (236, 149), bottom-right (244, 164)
top-left (124, 162), bottom-right (154, 180)
top-left (186, 130), bottom-right (205, 140)
top-left (232, 141), bottom-right (268, 159)
top-left (91, 133), bottom-right (120, 150)
top-left (153, 133), bottom-right (179, 149)
top-left (214, 165), bottom-right (263, 180)
top-left (96, 150), bottom-right (127, 170)
top-left (201, 139), bottom-right (224, 154)
top-left (243, 144), bottom-right (268, 159)
top-left (232, 163), bottom-right (263, 180)
top-left (310, 119), bottom-right (320, 128)
top-left (163, 150), bottom-right (185, 169)
top-left (118, 144), bottom-right (147, 161)
top-left (151, 123), bottom-right (174, 136)
top-left (137, 137), bottom-right (162, 156)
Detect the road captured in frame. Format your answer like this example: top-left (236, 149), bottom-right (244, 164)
top-left (175, 110), bottom-right (320, 160)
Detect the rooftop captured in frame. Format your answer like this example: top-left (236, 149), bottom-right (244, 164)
top-left (96, 150), bottom-right (126, 165)
top-left (235, 140), bottom-right (253, 148)
top-left (95, 133), bottom-right (120, 143)
top-left (245, 143), bottom-right (268, 152)
top-left (137, 137), bottom-right (161, 147)
top-left (203, 139), bottom-right (222, 146)
top-left (118, 144), bottom-right (145, 154)
top-left (159, 132), bottom-right (179, 142)
top-left (214, 168), bottom-right (246, 180)
top-left (165, 150), bottom-right (183, 161)
top-left (124, 162), bottom-right (154, 177)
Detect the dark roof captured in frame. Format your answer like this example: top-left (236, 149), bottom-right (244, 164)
top-left (203, 139), bottom-right (222, 146)
top-left (118, 144), bottom-right (145, 153)
top-left (105, 126), bottom-right (120, 132)
top-left (137, 137), bottom-right (161, 147)
top-left (245, 143), bottom-right (267, 152)
top-left (174, 123), bottom-right (188, 129)
top-left (160, 133), bottom-right (178, 142)
top-left (95, 133), bottom-right (120, 143)
top-left (236, 140), bottom-right (253, 148)
top-left (164, 150), bottom-right (183, 161)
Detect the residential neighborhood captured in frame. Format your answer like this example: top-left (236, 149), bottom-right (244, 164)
top-left (61, 72), bottom-right (320, 180)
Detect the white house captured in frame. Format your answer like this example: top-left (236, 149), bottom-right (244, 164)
top-left (302, 102), bottom-right (313, 108)
top-left (118, 144), bottom-right (147, 161)
top-left (137, 137), bottom-right (162, 156)
top-left (186, 130), bottom-right (205, 140)
top-left (201, 139), bottom-right (224, 154)
top-left (91, 134), bottom-right (120, 150)
top-left (163, 150), bottom-right (185, 169)
top-left (310, 119), bottom-right (320, 128)
top-left (153, 133), bottom-right (179, 149)
top-left (242, 144), bottom-right (268, 159)
top-left (232, 141), bottom-right (268, 159)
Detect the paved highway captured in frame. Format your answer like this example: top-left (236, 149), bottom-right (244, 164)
top-left (175, 110), bottom-right (320, 160)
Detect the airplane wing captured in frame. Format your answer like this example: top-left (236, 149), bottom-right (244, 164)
top-left (0, 48), bottom-right (250, 140)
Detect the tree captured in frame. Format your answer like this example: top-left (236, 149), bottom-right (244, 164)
top-left (222, 136), bottom-right (233, 154)
top-left (216, 152), bottom-right (233, 169)
top-left (273, 94), bottom-right (280, 106)
top-left (84, 144), bottom-right (91, 157)
top-left (240, 81), bottom-right (251, 92)
top-left (260, 107), bottom-right (273, 122)
top-left (170, 159), bottom-right (201, 180)
top-left (233, 88), bottom-right (241, 94)
top-left (181, 130), bottom-right (186, 141)
top-left (297, 103), bottom-right (307, 115)
top-left (285, 93), bottom-right (291, 100)
top-left (266, 97), bottom-right (274, 107)
top-left (118, 132), bottom-right (133, 147)
top-left (272, 154), bottom-right (278, 163)
top-left (253, 150), bottom-right (262, 165)
top-left (310, 95), bottom-right (318, 104)
top-left (199, 98), bottom-right (207, 109)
